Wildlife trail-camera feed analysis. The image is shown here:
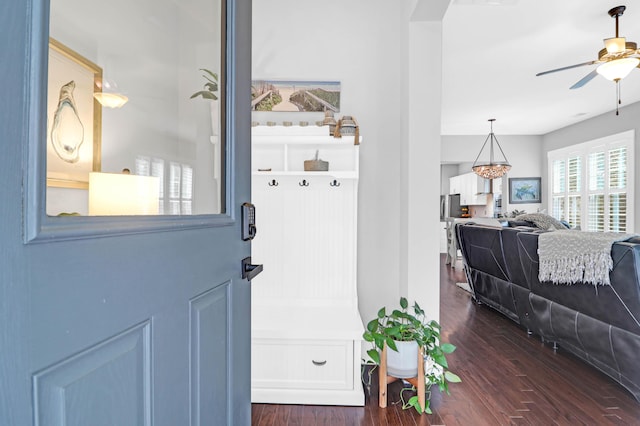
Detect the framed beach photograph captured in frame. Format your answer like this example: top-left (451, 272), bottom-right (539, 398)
top-left (47, 38), bottom-right (102, 189)
top-left (509, 177), bottom-right (541, 204)
top-left (251, 80), bottom-right (340, 112)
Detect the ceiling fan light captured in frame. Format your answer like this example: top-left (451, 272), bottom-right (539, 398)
top-left (596, 57), bottom-right (640, 81)
top-left (604, 37), bottom-right (626, 54)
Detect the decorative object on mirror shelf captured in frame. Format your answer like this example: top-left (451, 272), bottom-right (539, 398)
top-left (471, 118), bottom-right (511, 179)
top-left (251, 80), bottom-right (340, 112)
top-left (299, 121), bottom-right (308, 127)
top-left (363, 297), bottom-right (461, 414)
top-left (251, 121), bottom-right (259, 127)
top-left (93, 79), bottom-right (128, 108)
top-left (266, 121), bottom-right (276, 126)
top-left (334, 115), bottom-right (360, 145)
top-left (322, 110), bottom-right (337, 135)
top-left (508, 177), bottom-right (541, 204)
top-left (47, 38), bottom-right (102, 189)
top-left (303, 150), bottom-right (329, 171)
top-left (88, 172), bottom-right (159, 216)
top-left (283, 121), bottom-right (292, 127)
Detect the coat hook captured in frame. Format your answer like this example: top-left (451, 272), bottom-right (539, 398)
top-left (268, 179), bottom-right (278, 187)
top-left (329, 179), bottom-right (341, 187)
top-left (299, 179), bottom-right (309, 187)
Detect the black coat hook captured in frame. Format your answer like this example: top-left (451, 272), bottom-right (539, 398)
top-left (329, 180), bottom-right (340, 187)
top-left (268, 179), bottom-right (278, 186)
top-left (299, 179), bottom-right (309, 187)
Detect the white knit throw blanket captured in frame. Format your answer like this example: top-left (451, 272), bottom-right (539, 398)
top-left (538, 230), bottom-right (635, 286)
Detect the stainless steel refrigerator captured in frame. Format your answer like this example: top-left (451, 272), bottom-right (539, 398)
top-left (440, 194), bottom-right (463, 220)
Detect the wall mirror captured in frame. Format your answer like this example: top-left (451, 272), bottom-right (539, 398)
top-left (46, 0), bottom-right (225, 216)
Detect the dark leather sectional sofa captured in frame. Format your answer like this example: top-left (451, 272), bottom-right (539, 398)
top-left (455, 222), bottom-right (640, 401)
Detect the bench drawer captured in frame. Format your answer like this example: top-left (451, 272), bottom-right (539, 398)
top-left (252, 339), bottom-right (353, 390)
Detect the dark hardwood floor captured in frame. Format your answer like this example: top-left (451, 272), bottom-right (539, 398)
top-left (252, 255), bottom-right (640, 425)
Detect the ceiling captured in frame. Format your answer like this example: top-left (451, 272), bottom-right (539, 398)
top-left (441, 0), bottom-right (640, 135)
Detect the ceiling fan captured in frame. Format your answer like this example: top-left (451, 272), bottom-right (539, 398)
top-left (536, 5), bottom-right (639, 109)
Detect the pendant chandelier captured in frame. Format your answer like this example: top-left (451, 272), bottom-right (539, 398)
top-left (471, 119), bottom-right (511, 179)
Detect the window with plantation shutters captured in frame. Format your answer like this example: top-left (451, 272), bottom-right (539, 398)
top-left (552, 159), bottom-right (566, 221)
top-left (136, 156), bottom-right (192, 215)
top-left (547, 131), bottom-right (634, 233)
top-left (135, 156), bottom-right (166, 214)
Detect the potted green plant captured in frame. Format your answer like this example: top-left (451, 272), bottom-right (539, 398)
top-left (191, 69), bottom-right (220, 142)
top-left (363, 297), bottom-right (461, 414)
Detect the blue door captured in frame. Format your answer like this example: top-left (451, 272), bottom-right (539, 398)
top-left (0, 0), bottom-right (253, 425)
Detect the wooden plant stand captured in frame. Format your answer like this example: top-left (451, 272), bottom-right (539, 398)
top-left (378, 344), bottom-right (425, 412)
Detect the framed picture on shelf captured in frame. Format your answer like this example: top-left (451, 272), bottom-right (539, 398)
top-left (509, 177), bottom-right (541, 204)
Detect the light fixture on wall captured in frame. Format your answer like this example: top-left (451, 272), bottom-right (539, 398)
top-left (471, 119), bottom-right (511, 179)
top-left (93, 79), bottom-right (128, 108)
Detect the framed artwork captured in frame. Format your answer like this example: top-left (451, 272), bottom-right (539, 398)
top-left (47, 38), bottom-right (102, 189)
top-left (509, 177), bottom-right (541, 204)
top-left (251, 80), bottom-right (340, 112)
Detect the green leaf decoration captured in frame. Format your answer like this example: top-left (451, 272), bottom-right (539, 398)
top-left (200, 68), bottom-right (218, 82)
top-left (377, 307), bottom-right (386, 318)
top-left (367, 349), bottom-right (380, 365)
top-left (408, 396), bottom-right (423, 414)
top-left (386, 338), bottom-right (398, 352)
top-left (445, 371), bottom-right (462, 383)
top-left (367, 319), bottom-right (379, 332)
top-left (441, 343), bottom-right (457, 353)
top-left (400, 297), bottom-right (408, 309)
top-left (191, 68), bottom-right (219, 100)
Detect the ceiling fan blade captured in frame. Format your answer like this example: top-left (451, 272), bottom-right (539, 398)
top-left (570, 69), bottom-right (599, 89)
top-left (536, 61), bottom-right (597, 76)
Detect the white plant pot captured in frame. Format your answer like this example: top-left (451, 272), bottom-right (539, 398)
top-left (386, 340), bottom-right (419, 378)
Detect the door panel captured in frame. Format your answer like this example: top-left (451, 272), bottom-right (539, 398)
top-left (0, 0), bottom-right (252, 425)
top-left (190, 283), bottom-right (230, 426)
top-left (33, 321), bottom-right (151, 426)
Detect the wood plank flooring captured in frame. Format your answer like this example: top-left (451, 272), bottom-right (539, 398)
top-left (252, 255), bottom-right (640, 425)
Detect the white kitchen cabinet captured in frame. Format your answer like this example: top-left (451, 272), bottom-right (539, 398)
top-left (449, 174), bottom-right (462, 195)
top-left (250, 126), bottom-right (364, 406)
top-left (450, 172), bottom-right (489, 205)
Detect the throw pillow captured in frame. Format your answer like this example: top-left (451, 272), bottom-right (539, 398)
top-left (514, 213), bottom-right (568, 231)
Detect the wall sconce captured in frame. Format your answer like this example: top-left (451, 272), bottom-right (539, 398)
top-left (93, 92), bottom-right (128, 108)
top-left (89, 172), bottom-right (159, 215)
top-left (94, 79), bottom-right (128, 108)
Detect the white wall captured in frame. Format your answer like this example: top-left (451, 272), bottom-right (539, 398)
top-left (441, 135), bottom-right (544, 215)
top-left (252, 0), bottom-right (443, 325)
top-left (542, 101), bottom-right (640, 229)
top-left (440, 164), bottom-right (458, 195)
